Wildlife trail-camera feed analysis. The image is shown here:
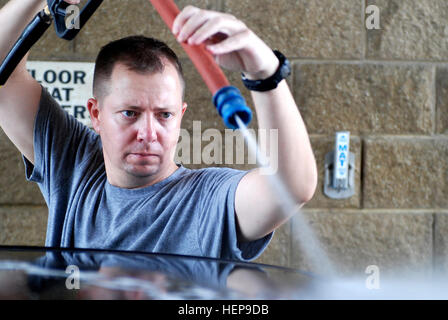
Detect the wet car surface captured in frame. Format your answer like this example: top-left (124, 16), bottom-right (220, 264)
top-left (3, 246), bottom-right (448, 300)
top-left (0, 246), bottom-right (318, 300)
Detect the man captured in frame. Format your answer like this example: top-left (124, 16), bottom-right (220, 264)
top-left (0, 1), bottom-right (317, 261)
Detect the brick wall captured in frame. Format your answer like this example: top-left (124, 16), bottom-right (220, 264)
top-left (0, 0), bottom-right (447, 277)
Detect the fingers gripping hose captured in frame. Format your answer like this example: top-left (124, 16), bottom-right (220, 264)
top-left (148, 0), bottom-right (252, 129)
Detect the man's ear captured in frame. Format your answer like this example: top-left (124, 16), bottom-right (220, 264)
top-left (181, 102), bottom-right (187, 116)
top-left (87, 98), bottom-right (101, 134)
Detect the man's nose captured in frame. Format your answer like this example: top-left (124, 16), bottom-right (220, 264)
top-left (137, 113), bottom-right (157, 142)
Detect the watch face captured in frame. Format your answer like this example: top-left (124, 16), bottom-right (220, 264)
top-left (280, 59), bottom-right (291, 78)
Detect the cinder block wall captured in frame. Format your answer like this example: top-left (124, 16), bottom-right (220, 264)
top-left (0, 0), bottom-right (447, 277)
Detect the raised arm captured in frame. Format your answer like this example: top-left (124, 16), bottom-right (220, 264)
top-left (173, 6), bottom-right (318, 242)
top-left (0, 0), bottom-right (78, 164)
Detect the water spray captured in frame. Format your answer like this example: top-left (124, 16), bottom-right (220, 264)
top-left (234, 115), bottom-right (336, 276)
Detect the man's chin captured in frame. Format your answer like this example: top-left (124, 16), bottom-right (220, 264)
top-left (125, 164), bottom-right (160, 178)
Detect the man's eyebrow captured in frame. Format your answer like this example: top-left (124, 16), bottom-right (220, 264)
top-left (116, 104), bottom-right (179, 111)
top-left (120, 105), bottom-right (143, 111)
top-left (152, 105), bottom-right (179, 111)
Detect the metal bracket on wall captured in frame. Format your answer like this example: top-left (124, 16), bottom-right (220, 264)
top-left (324, 131), bottom-right (355, 199)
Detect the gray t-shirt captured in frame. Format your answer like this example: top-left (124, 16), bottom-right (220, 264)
top-left (23, 87), bottom-right (272, 261)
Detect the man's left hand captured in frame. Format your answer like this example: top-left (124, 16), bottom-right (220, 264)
top-left (172, 5), bottom-right (279, 80)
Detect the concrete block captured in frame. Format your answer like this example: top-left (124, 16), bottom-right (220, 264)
top-left (0, 206), bottom-right (47, 246)
top-left (0, 129), bottom-right (45, 205)
top-left (294, 63), bottom-right (435, 135)
top-left (367, 0), bottom-right (448, 61)
top-left (224, 0), bottom-right (363, 59)
top-left (363, 136), bottom-right (448, 208)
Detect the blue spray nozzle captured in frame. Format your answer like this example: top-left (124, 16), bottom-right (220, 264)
top-left (213, 86), bottom-right (252, 130)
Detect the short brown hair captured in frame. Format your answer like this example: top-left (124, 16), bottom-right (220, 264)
top-left (93, 35), bottom-right (185, 100)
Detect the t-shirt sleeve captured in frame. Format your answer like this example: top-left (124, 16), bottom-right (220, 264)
top-left (22, 86), bottom-right (100, 203)
top-left (197, 168), bottom-right (273, 262)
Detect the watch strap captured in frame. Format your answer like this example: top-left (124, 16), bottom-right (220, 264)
top-left (241, 50), bottom-right (291, 92)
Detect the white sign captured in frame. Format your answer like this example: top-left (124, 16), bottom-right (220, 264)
top-left (26, 61), bottom-right (95, 127)
top-left (334, 131), bottom-right (350, 188)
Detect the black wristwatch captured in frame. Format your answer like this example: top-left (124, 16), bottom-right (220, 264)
top-left (241, 50), bottom-right (291, 92)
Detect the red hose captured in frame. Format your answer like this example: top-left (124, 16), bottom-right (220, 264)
top-left (148, 0), bottom-right (230, 95)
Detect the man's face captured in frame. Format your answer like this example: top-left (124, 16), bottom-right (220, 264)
top-left (88, 61), bottom-right (187, 189)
